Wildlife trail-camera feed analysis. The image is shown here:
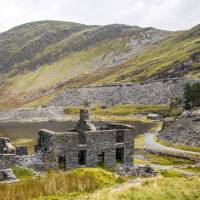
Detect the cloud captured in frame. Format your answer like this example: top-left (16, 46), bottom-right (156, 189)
top-left (0, 0), bottom-right (199, 32)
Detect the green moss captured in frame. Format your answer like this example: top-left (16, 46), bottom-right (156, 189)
top-left (12, 166), bottom-right (33, 180)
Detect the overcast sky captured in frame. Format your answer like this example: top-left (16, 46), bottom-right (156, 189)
top-left (0, 0), bottom-right (199, 32)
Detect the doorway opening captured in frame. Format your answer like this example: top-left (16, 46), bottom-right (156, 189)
top-left (58, 156), bottom-right (66, 169)
top-left (116, 147), bottom-right (124, 164)
top-left (78, 150), bottom-right (86, 165)
top-left (98, 152), bottom-right (105, 167)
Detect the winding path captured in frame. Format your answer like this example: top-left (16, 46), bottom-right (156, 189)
top-left (144, 133), bottom-right (200, 156)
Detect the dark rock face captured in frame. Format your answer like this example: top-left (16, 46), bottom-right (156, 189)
top-left (158, 109), bottom-right (200, 147)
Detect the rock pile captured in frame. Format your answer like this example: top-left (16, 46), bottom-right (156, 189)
top-left (158, 108), bottom-right (200, 147)
top-left (116, 165), bottom-right (157, 177)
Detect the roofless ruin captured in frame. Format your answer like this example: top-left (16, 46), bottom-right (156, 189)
top-left (36, 109), bottom-right (135, 170)
top-left (0, 109), bottom-right (135, 175)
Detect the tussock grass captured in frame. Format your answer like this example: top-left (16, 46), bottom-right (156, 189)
top-left (82, 177), bottom-right (200, 200)
top-left (0, 168), bottom-right (123, 200)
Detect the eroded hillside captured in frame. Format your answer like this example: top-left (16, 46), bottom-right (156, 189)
top-left (0, 21), bottom-right (199, 109)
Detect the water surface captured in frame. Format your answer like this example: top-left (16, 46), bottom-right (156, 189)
top-left (0, 120), bottom-right (155, 154)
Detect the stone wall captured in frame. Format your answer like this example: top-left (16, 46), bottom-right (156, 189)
top-left (36, 123), bottom-right (134, 170)
top-left (0, 154), bottom-right (16, 169)
top-left (49, 78), bottom-right (198, 107)
top-left (36, 129), bottom-right (79, 170)
top-left (0, 169), bottom-right (16, 182)
top-left (86, 129), bottom-right (133, 168)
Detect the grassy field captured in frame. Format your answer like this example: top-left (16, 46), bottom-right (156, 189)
top-left (63, 104), bottom-right (166, 127)
top-left (155, 136), bottom-right (200, 153)
top-left (79, 176), bottom-right (200, 200)
top-left (134, 153), bottom-right (194, 166)
top-left (0, 168), bottom-right (125, 200)
top-left (64, 104), bottom-right (169, 116)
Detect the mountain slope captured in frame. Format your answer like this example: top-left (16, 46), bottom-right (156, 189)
top-left (0, 21), bottom-right (199, 109)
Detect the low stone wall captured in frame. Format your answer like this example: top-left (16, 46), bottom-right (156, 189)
top-left (48, 78), bottom-right (198, 107)
top-left (0, 153), bottom-right (44, 170)
top-left (0, 154), bottom-right (16, 169)
top-left (15, 154), bottom-right (44, 170)
top-left (0, 169), bottom-right (16, 182)
top-left (0, 106), bottom-right (66, 122)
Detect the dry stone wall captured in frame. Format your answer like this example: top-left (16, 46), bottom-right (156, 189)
top-left (49, 78), bottom-right (198, 107)
top-left (0, 154), bottom-right (16, 169)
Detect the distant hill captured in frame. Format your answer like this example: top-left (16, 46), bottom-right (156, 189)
top-left (0, 21), bottom-right (199, 109)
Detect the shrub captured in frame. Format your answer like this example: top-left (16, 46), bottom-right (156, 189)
top-left (184, 82), bottom-right (200, 110)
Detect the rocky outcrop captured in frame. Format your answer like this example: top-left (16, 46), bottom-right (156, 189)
top-left (49, 78), bottom-right (198, 107)
top-left (158, 108), bottom-right (200, 147)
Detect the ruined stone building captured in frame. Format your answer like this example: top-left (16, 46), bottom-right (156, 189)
top-left (0, 109), bottom-right (135, 177)
top-left (35, 109), bottom-right (135, 170)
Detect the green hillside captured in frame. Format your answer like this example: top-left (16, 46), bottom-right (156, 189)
top-left (0, 21), bottom-right (199, 109)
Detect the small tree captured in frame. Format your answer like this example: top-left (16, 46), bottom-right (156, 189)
top-left (184, 82), bottom-right (200, 110)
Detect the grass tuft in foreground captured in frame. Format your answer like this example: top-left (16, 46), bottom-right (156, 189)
top-left (0, 168), bottom-right (124, 200)
top-left (82, 177), bottom-right (200, 200)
